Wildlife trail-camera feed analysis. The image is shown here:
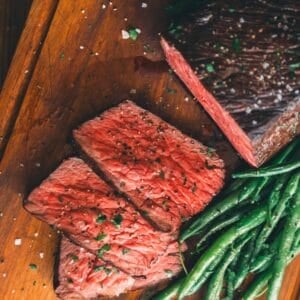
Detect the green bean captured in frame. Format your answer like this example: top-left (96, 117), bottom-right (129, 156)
top-left (243, 238), bottom-right (300, 300)
top-left (267, 181), bottom-right (300, 300)
top-left (153, 278), bottom-right (184, 300)
top-left (234, 228), bottom-right (261, 289)
top-left (250, 234), bottom-right (281, 274)
top-left (205, 234), bottom-right (254, 300)
top-left (155, 246), bottom-right (226, 299)
top-left (253, 173), bottom-right (300, 258)
top-left (193, 211), bottom-right (244, 254)
top-left (178, 206), bottom-right (267, 299)
top-left (232, 161), bottom-right (300, 179)
top-left (222, 178), bottom-right (247, 196)
top-left (225, 268), bottom-right (236, 300)
top-left (179, 179), bottom-right (261, 242)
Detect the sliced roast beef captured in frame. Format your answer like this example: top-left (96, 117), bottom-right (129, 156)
top-left (55, 237), bottom-right (135, 299)
top-left (73, 100), bottom-right (225, 232)
top-left (161, 0), bottom-right (300, 167)
top-left (25, 158), bottom-right (181, 276)
top-left (56, 237), bottom-right (184, 299)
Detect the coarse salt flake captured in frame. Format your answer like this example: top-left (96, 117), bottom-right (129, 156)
top-left (39, 252), bottom-right (44, 259)
top-left (121, 30), bottom-right (130, 39)
top-left (141, 2), bottom-right (148, 8)
top-left (14, 238), bottom-right (22, 246)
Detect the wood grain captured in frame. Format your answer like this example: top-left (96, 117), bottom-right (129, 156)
top-left (0, 0), bottom-right (32, 85)
top-left (0, 0), bottom-right (58, 157)
top-left (0, 1), bottom-right (298, 299)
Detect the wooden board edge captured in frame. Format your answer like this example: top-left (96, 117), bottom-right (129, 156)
top-left (0, 0), bottom-right (58, 158)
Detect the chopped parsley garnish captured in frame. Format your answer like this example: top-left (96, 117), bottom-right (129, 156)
top-left (112, 214), bottom-right (123, 228)
top-left (95, 233), bottom-right (107, 241)
top-left (94, 266), bottom-right (104, 272)
top-left (128, 27), bottom-right (140, 40)
top-left (68, 254), bottom-right (79, 262)
top-left (96, 213), bottom-right (107, 224)
top-left (232, 38), bottom-right (241, 53)
top-left (206, 147), bottom-right (215, 157)
top-left (206, 63), bottom-right (215, 73)
top-left (168, 22), bottom-right (183, 38)
top-left (97, 244), bottom-right (111, 258)
top-left (93, 265), bottom-right (111, 274)
top-left (122, 248), bottom-right (130, 255)
top-left (29, 263), bottom-right (37, 270)
top-left (141, 210), bottom-right (149, 216)
top-left (289, 62), bottom-right (300, 72)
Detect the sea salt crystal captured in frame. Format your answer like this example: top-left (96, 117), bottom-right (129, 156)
top-left (14, 238), bottom-right (22, 246)
top-left (39, 252), bottom-right (44, 259)
top-left (121, 30), bottom-right (130, 39)
top-left (141, 2), bottom-right (148, 8)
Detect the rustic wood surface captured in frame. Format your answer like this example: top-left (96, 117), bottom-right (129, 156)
top-left (0, 1), bottom-right (298, 299)
top-left (0, 0), bottom-right (32, 86)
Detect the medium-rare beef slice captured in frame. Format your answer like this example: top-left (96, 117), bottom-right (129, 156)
top-left (73, 100), bottom-right (225, 232)
top-left (56, 237), bottom-right (184, 299)
top-left (55, 237), bottom-right (135, 299)
top-left (25, 158), bottom-right (180, 276)
top-left (161, 0), bottom-right (300, 167)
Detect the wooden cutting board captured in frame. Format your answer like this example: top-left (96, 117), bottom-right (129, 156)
top-left (0, 1), bottom-right (298, 299)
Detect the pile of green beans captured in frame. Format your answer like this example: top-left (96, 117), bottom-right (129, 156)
top-left (154, 138), bottom-right (300, 300)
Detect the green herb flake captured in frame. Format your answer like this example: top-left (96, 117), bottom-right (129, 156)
top-left (68, 254), bottom-right (79, 262)
top-left (97, 244), bottom-right (111, 258)
top-left (206, 63), bottom-right (215, 73)
top-left (289, 62), bottom-right (300, 72)
top-left (104, 267), bottom-right (112, 275)
top-left (128, 28), bottom-right (140, 41)
top-left (232, 38), bottom-right (241, 53)
top-left (206, 147), bottom-right (215, 157)
top-left (60, 52), bottom-right (65, 60)
top-left (122, 248), bottom-right (130, 255)
top-left (95, 233), bottom-right (107, 241)
top-left (94, 265), bottom-right (105, 272)
top-left (168, 23), bottom-right (183, 38)
top-left (112, 214), bottom-right (123, 228)
top-left (141, 210), bottom-right (149, 216)
top-left (96, 213), bottom-right (107, 224)
top-left (29, 263), bottom-right (37, 270)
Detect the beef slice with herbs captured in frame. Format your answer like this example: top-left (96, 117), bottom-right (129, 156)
top-left (74, 100), bottom-right (225, 232)
top-left (161, 0), bottom-right (300, 167)
top-left (56, 237), bottom-right (184, 299)
top-left (25, 158), bottom-right (182, 277)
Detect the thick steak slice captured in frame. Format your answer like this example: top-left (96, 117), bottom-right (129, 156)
top-left (55, 237), bottom-right (135, 299)
top-left (56, 237), bottom-right (184, 299)
top-left (161, 0), bottom-right (300, 167)
top-left (74, 100), bottom-right (225, 232)
top-left (25, 158), bottom-right (180, 276)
